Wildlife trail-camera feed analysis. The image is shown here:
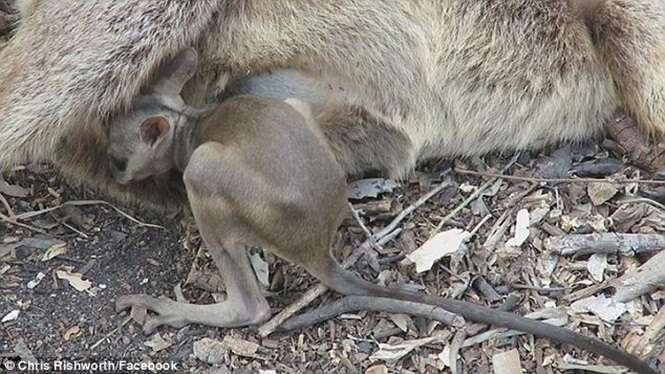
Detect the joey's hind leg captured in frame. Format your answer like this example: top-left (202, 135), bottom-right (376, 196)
top-left (115, 243), bottom-right (270, 334)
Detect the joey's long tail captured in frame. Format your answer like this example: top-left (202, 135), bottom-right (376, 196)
top-left (315, 260), bottom-right (658, 374)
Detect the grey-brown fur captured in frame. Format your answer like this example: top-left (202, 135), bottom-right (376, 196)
top-left (110, 49), bottom-right (655, 373)
top-left (1, 1), bottom-right (665, 208)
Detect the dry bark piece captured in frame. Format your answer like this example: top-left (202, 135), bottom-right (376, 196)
top-left (588, 182), bottom-right (618, 206)
top-left (544, 233), bottom-right (665, 256)
top-left (611, 250), bottom-right (665, 303)
top-left (606, 112), bottom-right (665, 172)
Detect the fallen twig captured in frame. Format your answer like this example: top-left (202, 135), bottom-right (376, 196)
top-left (276, 296), bottom-right (465, 332)
top-left (13, 200), bottom-right (164, 229)
top-left (0, 192), bottom-right (15, 218)
top-left (258, 283), bottom-right (328, 337)
top-left (563, 281), bottom-right (610, 303)
top-left (449, 329), bottom-right (467, 374)
top-left (378, 177), bottom-right (451, 241)
top-left (454, 167), bottom-right (665, 185)
top-left (556, 363), bottom-right (629, 374)
top-left (91, 317), bottom-right (131, 350)
top-left (348, 202), bottom-right (381, 250)
top-left (432, 155), bottom-right (519, 236)
top-left (612, 250), bottom-right (665, 303)
top-left (544, 233), bottom-right (665, 257)
top-left (0, 212), bottom-right (47, 234)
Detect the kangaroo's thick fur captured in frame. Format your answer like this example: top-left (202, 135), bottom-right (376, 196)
top-left (1, 1), bottom-right (664, 207)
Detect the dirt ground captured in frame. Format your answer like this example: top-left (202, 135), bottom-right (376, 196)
top-left (2, 142), bottom-right (665, 374)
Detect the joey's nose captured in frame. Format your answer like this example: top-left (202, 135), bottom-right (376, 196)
top-left (109, 159), bottom-right (130, 185)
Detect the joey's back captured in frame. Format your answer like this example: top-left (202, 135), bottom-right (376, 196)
top-left (184, 95), bottom-right (348, 265)
top-left (193, 95), bottom-right (346, 207)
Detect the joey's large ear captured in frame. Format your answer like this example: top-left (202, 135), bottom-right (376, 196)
top-left (152, 48), bottom-right (199, 95)
top-left (139, 117), bottom-right (171, 146)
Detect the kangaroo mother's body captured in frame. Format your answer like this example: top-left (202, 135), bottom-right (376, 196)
top-left (0, 1), bottom-right (663, 205)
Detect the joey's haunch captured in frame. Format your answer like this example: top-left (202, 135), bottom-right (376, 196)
top-left (2, 1), bottom-right (665, 208)
top-left (108, 49), bottom-right (657, 374)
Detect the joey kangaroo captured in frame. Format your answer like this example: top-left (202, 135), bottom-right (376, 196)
top-left (107, 49), bottom-right (656, 374)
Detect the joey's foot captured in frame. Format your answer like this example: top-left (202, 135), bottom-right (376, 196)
top-left (116, 294), bottom-right (187, 334)
top-left (115, 293), bottom-right (272, 334)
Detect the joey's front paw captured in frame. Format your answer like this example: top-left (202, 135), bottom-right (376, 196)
top-left (115, 294), bottom-right (187, 334)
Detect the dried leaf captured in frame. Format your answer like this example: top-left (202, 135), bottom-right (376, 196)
top-left (41, 243), bottom-right (67, 262)
top-left (27, 272), bottom-right (45, 289)
top-left (587, 253), bottom-right (608, 282)
top-left (370, 336), bottom-right (444, 362)
top-left (349, 178), bottom-right (399, 200)
top-left (56, 269), bottom-right (92, 292)
top-left (0, 244), bottom-right (14, 259)
top-left (388, 314), bottom-right (411, 333)
top-left (437, 345), bottom-right (451, 368)
top-left (2, 309), bottom-right (19, 322)
top-left (505, 209), bottom-right (530, 247)
top-left (19, 237), bottom-right (66, 250)
top-left (492, 349), bottom-right (522, 374)
top-left (144, 333), bottom-right (172, 353)
top-left (63, 325), bottom-right (81, 342)
top-left (0, 176), bottom-right (28, 198)
top-left (611, 203), bottom-right (665, 233)
top-left (406, 229), bottom-right (470, 273)
top-left (571, 295), bottom-right (627, 323)
top-left (249, 252), bottom-right (270, 287)
top-left (588, 182), bottom-right (618, 206)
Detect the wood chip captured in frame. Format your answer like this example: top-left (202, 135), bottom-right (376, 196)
top-left (505, 209), bottom-right (530, 247)
top-left (406, 229), bottom-right (470, 273)
top-left (221, 336), bottom-right (259, 358)
top-left (144, 333), bottom-right (172, 353)
top-left (2, 310), bottom-right (19, 322)
top-left (41, 243), bottom-right (67, 262)
top-left (63, 325), bottom-right (81, 342)
top-left (492, 349), bottom-right (522, 374)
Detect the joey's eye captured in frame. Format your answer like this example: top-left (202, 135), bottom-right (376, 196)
top-left (110, 157), bottom-right (127, 173)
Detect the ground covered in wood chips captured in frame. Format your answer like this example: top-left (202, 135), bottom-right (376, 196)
top-left (2, 140), bottom-right (665, 374)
